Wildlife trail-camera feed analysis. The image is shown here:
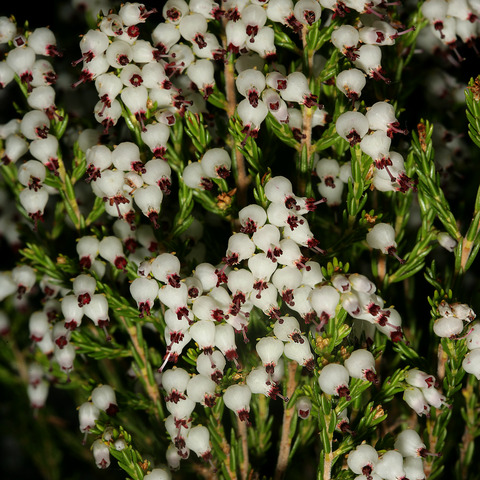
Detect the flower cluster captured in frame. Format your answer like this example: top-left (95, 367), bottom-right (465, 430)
top-left (346, 428), bottom-right (438, 480)
top-left (0, 19), bottom-right (64, 228)
top-left (1, 1), bottom-right (479, 479)
top-left (403, 368), bottom-right (449, 417)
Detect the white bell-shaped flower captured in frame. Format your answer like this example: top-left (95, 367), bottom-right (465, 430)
top-left (336, 68), bottom-right (366, 101)
top-left (256, 337), bottom-right (284, 373)
top-left (462, 348), bottom-right (480, 380)
top-left (130, 277), bottom-right (159, 317)
top-left (186, 425), bottom-right (212, 460)
top-left (236, 69), bottom-right (266, 108)
top-left (347, 444), bottom-right (379, 477)
top-left (27, 380), bottom-right (49, 410)
top-left (403, 457), bottom-right (426, 480)
top-left (336, 111), bottom-right (369, 146)
top-left (99, 235), bottom-right (127, 271)
top-left (318, 363), bottom-right (350, 398)
top-left (78, 401), bottom-right (100, 433)
top-left (405, 369), bottom-right (436, 389)
top-left (2, 133), bottom-right (28, 164)
top-left (293, 0), bottom-right (322, 25)
top-left (196, 350), bottom-right (226, 383)
top-left (395, 429), bottom-right (428, 458)
top-left (29, 311), bottom-right (49, 342)
top-left (141, 123), bottom-right (171, 159)
top-left (433, 315), bottom-right (463, 338)
top-left (273, 316), bottom-right (303, 343)
top-left (466, 323), bottom-right (480, 350)
top-left (0, 16), bottom-right (17, 45)
top-left (309, 286), bottom-right (340, 325)
top-left (238, 204), bottom-right (267, 234)
top-left (165, 396), bottom-right (196, 422)
top-left (366, 223), bottom-right (404, 263)
top-left (374, 450), bottom-right (406, 480)
top-left (246, 367), bottom-right (285, 400)
top-left (344, 349), bottom-right (378, 383)
top-left (283, 337), bottom-right (314, 370)
top-left (83, 294), bottom-right (110, 330)
top-left (91, 384), bottom-right (118, 416)
top-left (186, 374), bottom-right (217, 406)
top-left (222, 384), bottom-right (252, 423)
top-left (189, 320), bottom-right (216, 354)
top-left (201, 148), bottom-right (231, 179)
top-left (295, 396), bottom-right (312, 419)
top-left (403, 386), bottom-right (430, 416)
